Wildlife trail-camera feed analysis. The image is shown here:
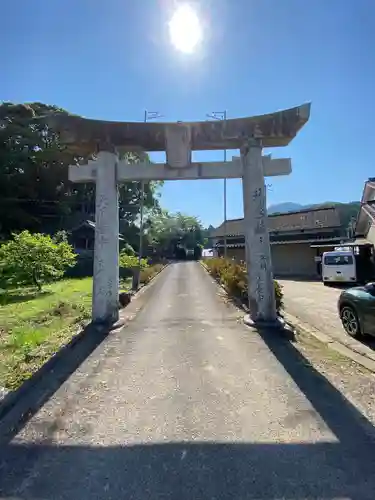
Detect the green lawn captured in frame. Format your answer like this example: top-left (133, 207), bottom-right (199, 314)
top-left (0, 278), bottom-right (93, 390)
top-left (0, 266), bottom-right (160, 391)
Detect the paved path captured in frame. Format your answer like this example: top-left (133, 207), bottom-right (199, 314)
top-left (1, 263), bottom-right (375, 499)
top-left (280, 279), bottom-right (375, 360)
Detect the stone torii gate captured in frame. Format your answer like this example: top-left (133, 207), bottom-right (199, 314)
top-left (45, 104), bottom-right (310, 327)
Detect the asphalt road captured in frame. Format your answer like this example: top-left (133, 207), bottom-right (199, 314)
top-left (1, 262), bottom-right (375, 499)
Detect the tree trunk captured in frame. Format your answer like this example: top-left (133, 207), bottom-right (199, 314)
top-left (32, 270), bottom-right (42, 291)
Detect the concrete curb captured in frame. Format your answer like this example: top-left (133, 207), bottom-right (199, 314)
top-left (200, 260), bottom-right (375, 374)
top-left (0, 263), bottom-right (169, 424)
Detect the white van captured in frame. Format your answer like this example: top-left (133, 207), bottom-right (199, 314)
top-left (322, 250), bottom-right (357, 285)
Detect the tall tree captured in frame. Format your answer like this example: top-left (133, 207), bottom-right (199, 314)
top-left (147, 210), bottom-right (205, 254)
top-left (0, 102), bottom-right (161, 237)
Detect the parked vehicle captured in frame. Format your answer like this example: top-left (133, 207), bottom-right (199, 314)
top-left (338, 282), bottom-right (375, 338)
top-left (186, 248), bottom-right (195, 259)
top-left (322, 250), bottom-right (357, 285)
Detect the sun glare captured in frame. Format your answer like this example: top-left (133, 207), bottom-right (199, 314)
top-left (168, 4), bottom-right (202, 54)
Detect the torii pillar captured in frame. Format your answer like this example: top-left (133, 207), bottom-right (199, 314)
top-left (45, 103), bottom-right (310, 327)
top-left (91, 150), bottom-right (120, 324)
top-left (241, 139), bottom-right (277, 325)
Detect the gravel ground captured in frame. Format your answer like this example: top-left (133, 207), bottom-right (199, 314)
top-left (1, 262), bottom-right (375, 499)
top-left (293, 329), bottom-right (375, 431)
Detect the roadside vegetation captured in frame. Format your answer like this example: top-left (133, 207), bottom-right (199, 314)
top-left (119, 249), bottom-right (166, 287)
top-left (204, 257), bottom-right (284, 312)
top-left (0, 231), bottom-right (89, 390)
top-left (0, 230), bottom-right (165, 391)
top-left (0, 277), bottom-right (92, 390)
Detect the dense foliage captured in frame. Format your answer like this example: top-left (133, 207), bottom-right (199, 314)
top-left (204, 257), bottom-right (283, 312)
top-left (146, 210), bottom-right (209, 256)
top-left (0, 231), bottom-right (76, 290)
top-left (119, 250), bottom-right (148, 271)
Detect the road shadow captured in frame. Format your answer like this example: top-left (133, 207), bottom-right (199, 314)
top-left (0, 323), bottom-right (111, 443)
top-left (1, 327), bottom-right (375, 498)
top-left (256, 326), bottom-right (375, 443)
top-left (357, 334), bottom-right (375, 351)
top-left (1, 440), bottom-right (375, 499)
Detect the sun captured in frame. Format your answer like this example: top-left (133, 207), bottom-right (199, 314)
top-left (168, 4), bottom-right (202, 54)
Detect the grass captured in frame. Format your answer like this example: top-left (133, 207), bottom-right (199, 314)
top-left (0, 278), bottom-right (94, 391)
top-left (0, 263), bottom-right (164, 392)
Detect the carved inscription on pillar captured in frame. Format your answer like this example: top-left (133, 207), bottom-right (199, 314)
top-left (252, 185), bottom-right (268, 307)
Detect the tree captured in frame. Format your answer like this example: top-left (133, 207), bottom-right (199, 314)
top-left (0, 102), bottom-right (73, 235)
top-left (0, 231), bottom-right (76, 290)
top-left (147, 210), bottom-right (205, 255)
top-left (0, 102), bottom-right (162, 238)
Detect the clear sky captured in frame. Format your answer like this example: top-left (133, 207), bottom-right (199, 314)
top-left (1, 0), bottom-right (375, 227)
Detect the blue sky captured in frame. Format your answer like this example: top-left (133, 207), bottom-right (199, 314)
top-left (1, 0), bottom-right (375, 227)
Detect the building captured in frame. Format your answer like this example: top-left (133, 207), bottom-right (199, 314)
top-left (350, 178), bottom-right (375, 281)
top-left (355, 177), bottom-right (375, 245)
top-left (70, 220), bottom-right (126, 255)
top-left (210, 206), bottom-right (350, 278)
top-left (68, 220), bottom-right (126, 277)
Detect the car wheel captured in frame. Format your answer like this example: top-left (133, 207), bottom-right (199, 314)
top-left (340, 305), bottom-right (362, 338)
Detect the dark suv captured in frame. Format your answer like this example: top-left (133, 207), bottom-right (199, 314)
top-left (338, 283), bottom-right (375, 338)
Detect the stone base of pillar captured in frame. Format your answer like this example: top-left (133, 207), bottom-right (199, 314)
top-left (92, 317), bottom-right (126, 331)
top-left (243, 314), bottom-right (289, 331)
top-left (132, 266), bottom-right (141, 291)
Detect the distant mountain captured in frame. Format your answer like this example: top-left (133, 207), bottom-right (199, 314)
top-left (210, 201), bottom-right (361, 235)
top-left (267, 201), bottom-right (361, 230)
top-left (267, 202), bottom-right (304, 214)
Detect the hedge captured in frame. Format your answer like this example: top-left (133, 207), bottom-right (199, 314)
top-left (204, 257), bottom-right (283, 312)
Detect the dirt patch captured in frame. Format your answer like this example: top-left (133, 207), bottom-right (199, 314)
top-left (294, 329), bottom-right (375, 428)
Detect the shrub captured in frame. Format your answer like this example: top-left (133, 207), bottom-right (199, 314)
top-left (204, 257), bottom-right (229, 280)
top-left (274, 280), bottom-right (284, 312)
top-left (139, 264), bottom-right (164, 284)
top-left (0, 231), bottom-right (76, 291)
top-left (205, 257), bottom-right (283, 312)
top-left (119, 251), bottom-right (148, 271)
top-left (220, 261), bottom-right (248, 299)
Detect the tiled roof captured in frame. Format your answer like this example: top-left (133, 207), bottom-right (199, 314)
top-left (71, 220), bottom-right (96, 232)
top-left (356, 178), bottom-right (375, 235)
top-left (71, 220), bottom-right (124, 240)
top-left (356, 203), bottom-right (375, 235)
top-left (211, 206), bottom-right (341, 237)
